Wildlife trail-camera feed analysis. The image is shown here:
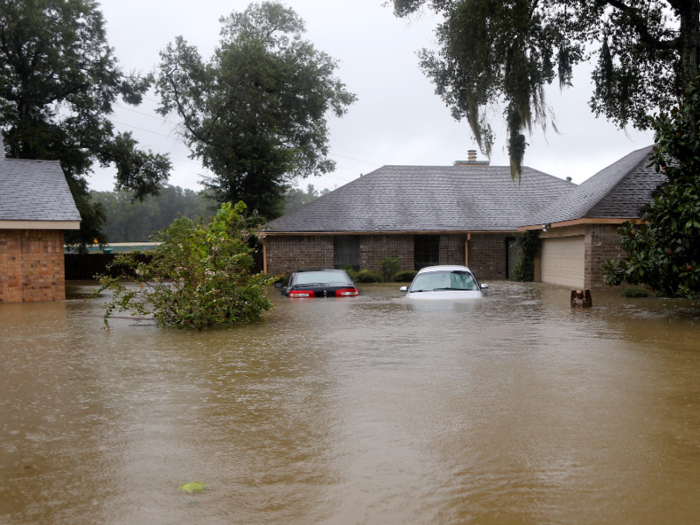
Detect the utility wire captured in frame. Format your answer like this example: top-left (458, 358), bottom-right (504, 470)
top-left (114, 102), bottom-right (381, 169)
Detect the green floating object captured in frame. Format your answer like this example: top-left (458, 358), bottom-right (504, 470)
top-left (178, 482), bottom-right (209, 493)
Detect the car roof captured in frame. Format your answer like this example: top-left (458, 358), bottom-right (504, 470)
top-left (416, 265), bottom-right (472, 274)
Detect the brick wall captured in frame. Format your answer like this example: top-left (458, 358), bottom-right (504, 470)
top-left (0, 229), bottom-right (66, 303)
top-left (468, 233), bottom-right (509, 280)
top-left (265, 233), bottom-right (511, 278)
top-left (584, 224), bottom-right (625, 289)
top-left (440, 234), bottom-right (467, 266)
top-left (265, 235), bottom-right (334, 275)
top-left (359, 235), bottom-right (413, 272)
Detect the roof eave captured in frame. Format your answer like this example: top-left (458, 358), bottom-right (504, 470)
top-left (0, 220), bottom-right (81, 230)
top-left (518, 217), bottom-right (644, 231)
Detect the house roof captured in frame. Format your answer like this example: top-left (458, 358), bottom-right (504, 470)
top-left (265, 164), bottom-right (575, 233)
top-left (521, 145), bottom-right (666, 227)
top-left (0, 139), bottom-right (81, 225)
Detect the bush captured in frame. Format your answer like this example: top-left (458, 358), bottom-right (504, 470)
top-left (620, 287), bottom-right (651, 298)
top-left (354, 269), bottom-right (382, 283)
top-left (380, 256), bottom-right (401, 281)
top-left (604, 77), bottom-right (700, 298)
top-left (341, 265), bottom-right (357, 280)
top-left (510, 231), bottom-right (539, 281)
top-left (392, 270), bottom-right (417, 282)
top-left (96, 202), bottom-right (274, 329)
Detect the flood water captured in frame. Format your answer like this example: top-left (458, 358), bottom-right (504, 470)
top-left (1, 282), bottom-right (700, 524)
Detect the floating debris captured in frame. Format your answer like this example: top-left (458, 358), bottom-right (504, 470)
top-left (178, 482), bottom-right (209, 493)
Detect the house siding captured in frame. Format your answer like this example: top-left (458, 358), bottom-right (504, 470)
top-left (266, 233), bottom-right (509, 278)
top-left (359, 235), bottom-right (414, 272)
top-left (584, 224), bottom-right (625, 289)
top-left (265, 235), bottom-right (334, 276)
top-left (0, 229), bottom-right (66, 303)
top-left (440, 235), bottom-right (467, 267)
top-left (468, 233), bottom-right (510, 280)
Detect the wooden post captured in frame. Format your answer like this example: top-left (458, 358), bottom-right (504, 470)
top-left (263, 243), bottom-right (268, 274)
top-left (570, 289), bottom-right (592, 307)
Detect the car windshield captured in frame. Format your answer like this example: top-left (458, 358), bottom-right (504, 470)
top-left (293, 271), bottom-right (351, 285)
top-left (410, 271), bottom-right (477, 292)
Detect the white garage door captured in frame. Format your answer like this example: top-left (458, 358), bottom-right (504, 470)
top-left (541, 236), bottom-right (585, 288)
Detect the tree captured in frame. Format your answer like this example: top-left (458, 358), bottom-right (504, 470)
top-left (283, 184), bottom-right (329, 214)
top-left (604, 76), bottom-right (700, 298)
top-left (92, 185), bottom-right (215, 243)
top-left (391, 0), bottom-right (700, 178)
top-left (98, 201), bottom-right (274, 330)
top-left (156, 1), bottom-right (356, 219)
top-left (0, 0), bottom-right (171, 247)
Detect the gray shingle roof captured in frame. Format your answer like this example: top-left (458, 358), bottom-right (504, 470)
top-left (523, 145), bottom-right (666, 226)
top-left (266, 164), bottom-right (575, 233)
top-left (0, 154), bottom-right (81, 222)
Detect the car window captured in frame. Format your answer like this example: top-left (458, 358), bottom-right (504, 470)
top-left (293, 271), bottom-right (351, 285)
top-left (410, 271), bottom-right (477, 292)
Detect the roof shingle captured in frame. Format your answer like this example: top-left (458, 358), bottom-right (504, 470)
top-left (522, 146), bottom-right (666, 226)
top-left (266, 164), bottom-right (575, 233)
top-left (0, 155), bottom-right (81, 222)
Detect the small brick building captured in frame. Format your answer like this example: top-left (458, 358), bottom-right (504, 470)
top-left (263, 158), bottom-right (575, 281)
top-left (519, 146), bottom-right (665, 289)
top-left (0, 139), bottom-right (81, 302)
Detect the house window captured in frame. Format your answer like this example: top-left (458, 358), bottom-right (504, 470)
top-left (334, 235), bottom-right (360, 270)
top-left (414, 235), bottom-right (440, 270)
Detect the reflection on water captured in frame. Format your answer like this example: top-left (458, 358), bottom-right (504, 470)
top-left (1, 282), bottom-right (700, 524)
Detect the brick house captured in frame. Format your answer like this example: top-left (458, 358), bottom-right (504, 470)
top-left (263, 156), bottom-right (575, 280)
top-left (519, 146), bottom-right (665, 289)
top-left (0, 139), bottom-right (81, 302)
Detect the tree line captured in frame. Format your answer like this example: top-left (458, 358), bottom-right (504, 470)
top-left (0, 0), bottom-right (354, 247)
top-left (93, 184), bottom-right (326, 243)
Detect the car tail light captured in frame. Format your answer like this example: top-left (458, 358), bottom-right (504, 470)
top-left (289, 290), bottom-right (315, 298)
top-left (335, 288), bottom-right (359, 297)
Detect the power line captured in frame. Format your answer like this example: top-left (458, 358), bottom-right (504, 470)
top-left (329, 152), bottom-right (381, 167)
top-left (114, 102), bottom-right (381, 169)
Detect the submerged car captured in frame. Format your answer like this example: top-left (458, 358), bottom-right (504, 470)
top-left (278, 269), bottom-right (359, 298)
top-left (400, 265), bottom-right (487, 299)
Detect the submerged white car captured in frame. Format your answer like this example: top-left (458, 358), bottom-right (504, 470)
top-left (400, 265), bottom-right (488, 299)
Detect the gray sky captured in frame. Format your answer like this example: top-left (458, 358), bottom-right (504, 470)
top-left (93, 0), bottom-right (654, 193)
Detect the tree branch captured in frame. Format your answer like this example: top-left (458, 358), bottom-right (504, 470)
top-left (603, 0), bottom-right (681, 50)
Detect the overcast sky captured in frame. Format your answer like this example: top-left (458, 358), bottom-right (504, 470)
top-left (93, 0), bottom-right (654, 194)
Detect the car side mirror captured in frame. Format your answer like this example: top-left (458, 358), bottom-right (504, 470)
top-left (481, 283), bottom-right (489, 289)
top-left (399, 286), bottom-right (408, 292)
top-left (274, 283), bottom-right (283, 288)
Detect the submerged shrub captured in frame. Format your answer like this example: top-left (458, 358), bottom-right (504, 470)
top-left (354, 270), bottom-right (382, 283)
top-left (510, 231), bottom-right (539, 281)
top-left (96, 201), bottom-right (274, 329)
top-left (620, 287), bottom-right (651, 298)
top-left (380, 256), bottom-right (401, 281)
top-left (392, 270), bottom-right (417, 282)
top-left (341, 265), bottom-right (357, 280)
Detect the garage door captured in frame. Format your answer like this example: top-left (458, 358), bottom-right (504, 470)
top-left (541, 236), bottom-right (585, 288)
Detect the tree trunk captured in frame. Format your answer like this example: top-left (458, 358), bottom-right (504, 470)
top-left (679, 0), bottom-right (700, 87)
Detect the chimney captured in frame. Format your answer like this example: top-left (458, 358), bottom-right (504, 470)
top-left (566, 177), bottom-right (572, 183)
top-left (453, 150), bottom-right (490, 166)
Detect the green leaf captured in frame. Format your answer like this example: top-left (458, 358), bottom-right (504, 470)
top-left (178, 482), bottom-right (209, 493)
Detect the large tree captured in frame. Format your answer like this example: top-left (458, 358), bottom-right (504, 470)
top-left (0, 0), bottom-right (171, 247)
top-left (156, 1), bottom-right (356, 219)
top-left (604, 77), bottom-right (700, 298)
top-left (391, 0), bottom-right (700, 178)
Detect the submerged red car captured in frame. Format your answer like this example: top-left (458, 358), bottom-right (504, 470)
top-left (278, 269), bottom-right (359, 298)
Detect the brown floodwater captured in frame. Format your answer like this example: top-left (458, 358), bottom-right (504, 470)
top-left (1, 281), bottom-right (700, 524)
